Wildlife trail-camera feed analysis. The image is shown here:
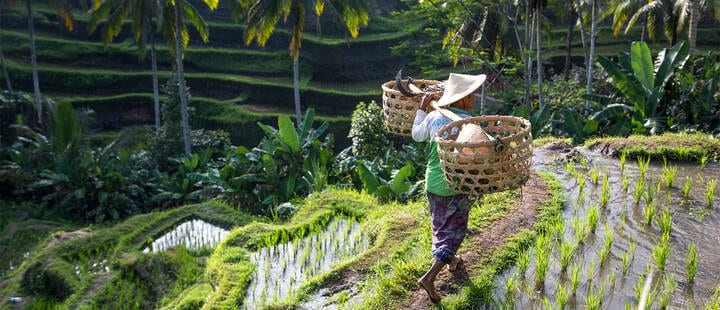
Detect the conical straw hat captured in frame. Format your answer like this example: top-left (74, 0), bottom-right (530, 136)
top-left (436, 73), bottom-right (487, 107)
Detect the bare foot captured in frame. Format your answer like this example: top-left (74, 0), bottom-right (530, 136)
top-left (418, 277), bottom-right (441, 303)
top-left (448, 256), bottom-right (463, 272)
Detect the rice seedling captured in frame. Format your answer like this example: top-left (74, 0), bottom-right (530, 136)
top-left (638, 156), bottom-right (651, 180)
top-left (644, 202), bottom-right (656, 226)
top-left (659, 273), bottom-right (676, 309)
top-left (557, 282), bottom-right (568, 310)
top-left (559, 240), bottom-right (577, 273)
top-left (587, 258), bottom-right (597, 281)
top-left (623, 174), bottom-right (629, 191)
top-left (577, 173), bottom-right (587, 194)
top-left (590, 165), bottom-right (600, 185)
top-left (659, 210), bottom-right (672, 236)
top-left (645, 180), bottom-right (656, 206)
top-left (622, 251), bottom-right (631, 274)
top-left (634, 179), bottom-right (646, 204)
top-left (652, 232), bottom-right (671, 271)
top-left (634, 274), bottom-right (645, 302)
top-left (600, 175), bottom-right (611, 207)
top-left (575, 190), bottom-right (587, 211)
top-left (683, 177), bottom-right (692, 199)
top-left (570, 263), bottom-right (581, 296)
top-left (686, 242), bottom-right (698, 283)
top-left (580, 156), bottom-right (588, 169)
top-left (629, 238), bottom-right (637, 258)
top-left (504, 275), bottom-right (516, 301)
top-left (565, 161), bottom-right (576, 174)
top-left (621, 210), bottom-right (628, 227)
top-left (542, 297), bottom-right (551, 310)
top-left (707, 179), bottom-right (717, 207)
top-left (585, 282), bottom-right (604, 310)
top-left (662, 164), bottom-right (677, 188)
top-left (587, 205), bottom-right (599, 233)
top-left (518, 250), bottom-right (530, 277)
top-left (535, 234), bottom-right (551, 288)
top-left (573, 216), bottom-right (588, 244)
top-left (701, 155), bottom-right (708, 169)
top-left (620, 152), bottom-right (627, 174)
top-left (606, 270), bottom-right (617, 289)
top-left (599, 223), bottom-right (615, 265)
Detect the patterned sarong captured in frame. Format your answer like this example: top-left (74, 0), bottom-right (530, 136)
top-left (427, 192), bottom-right (470, 264)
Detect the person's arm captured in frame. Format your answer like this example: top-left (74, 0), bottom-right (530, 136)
top-left (411, 93), bottom-right (439, 142)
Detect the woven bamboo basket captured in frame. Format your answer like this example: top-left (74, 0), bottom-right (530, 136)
top-left (381, 79), bottom-right (442, 136)
top-left (436, 115), bottom-right (533, 196)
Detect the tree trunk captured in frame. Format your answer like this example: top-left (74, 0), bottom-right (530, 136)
top-left (585, 0), bottom-right (596, 118)
top-left (564, 1), bottom-right (575, 81)
top-left (524, 0), bottom-right (532, 109)
top-left (0, 8), bottom-right (12, 92)
top-left (535, 2), bottom-right (543, 109)
top-left (688, 0), bottom-right (699, 54)
top-left (174, 1), bottom-right (191, 155)
top-left (293, 57), bottom-right (302, 127)
top-left (151, 32), bottom-right (160, 133)
top-left (27, 0), bottom-right (41, 122)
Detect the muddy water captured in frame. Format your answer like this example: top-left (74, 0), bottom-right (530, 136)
top-left (142, 219), bottom-right (229, 253)
top-left (244, 218), bottom-right (370, 309)
top-left (494, 147), bottom-right (720, 309)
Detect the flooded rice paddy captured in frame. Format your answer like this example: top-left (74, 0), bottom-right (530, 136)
top-left (142, 219), bottom-right (229, 253)
top-left (493, 147), bottom-right (720, 309)
top-left (244, 218), bottom-right (370, 309)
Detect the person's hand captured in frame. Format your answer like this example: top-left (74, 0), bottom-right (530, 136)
top-left (420, 92), bottom-right (439, 112)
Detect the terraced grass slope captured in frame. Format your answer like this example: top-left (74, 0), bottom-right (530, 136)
top-left (1, 3), bottom-right (718, 148)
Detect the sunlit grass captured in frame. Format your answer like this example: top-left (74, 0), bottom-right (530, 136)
top-left (652, 232), bottom-right (671, 271)
top-left (570, 263), bottom-right (581, 296)
top-left (587, 205), bottom-right (599, 233)
top-left (559, 240), bottom-right (577, 273)
top-left (686, 242), bottom-right (698, 283)
top-left (661, 162), bottom-right (677, 188)
top-left (683, 177), bottom-right (692, 199)
top-left (599, 223), bottom-right (615, 266)
top-left (534, 234), bottom-right (551, 288)
top-left (707, 179), bottom-right (717, 207)
top-left (644, 202), bottom-right (656, 226)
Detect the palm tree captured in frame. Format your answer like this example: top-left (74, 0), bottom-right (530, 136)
top-left (0, 0), bottom-right (12, 91)
top-left (613, 0), bottom-right (693, 46)
top-left (89, 0), bottom-right (164, 133)
top-left (233, 0), bottom-right (369, 127)
top-left (164, 0), bottom-right (217, 155)
top-left (687, 0), bottom-right (720, 53)
top-left (16, 0), bottom-right (74, 122)
top-left (533, 0), bottom-right (547, 109)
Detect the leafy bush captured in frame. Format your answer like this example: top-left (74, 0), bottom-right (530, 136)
top-left (348, 101), bottom-right (390, 159)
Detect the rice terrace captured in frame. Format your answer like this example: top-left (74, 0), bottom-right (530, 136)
top-left (0, 0), bottom-right (719, 309)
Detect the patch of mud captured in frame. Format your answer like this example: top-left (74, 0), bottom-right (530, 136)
top-left (540, 141), bottom-right (572, 151)
top-left (45, 230), bottom-right (93, 249)
top-left (403, 173), bottom-right (550, 309)
top-left (587, 140), bottom-right (629, 157)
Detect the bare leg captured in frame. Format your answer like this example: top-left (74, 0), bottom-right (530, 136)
top-left (448, 255), bottom-right (463, 272)
top-left (418, 260), bottom-right (446, 302)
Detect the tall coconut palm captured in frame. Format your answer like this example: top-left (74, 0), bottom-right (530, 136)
top-left (533, 0), bottom-right (547, 109)
top-left (686, 0), bottom-right (720, 53)
top-left (0, 0), bottom-right (12, 91)
top-left (11, 0), bottom-right (74, 122)
top-left (164, 0), bottom-right (217, 155)
top-left (614, 0), bottom-right (689, 46)
top-left (89, 0), bottom-right (164, 133)
top-left (233, 0), bottom-right (369, 127)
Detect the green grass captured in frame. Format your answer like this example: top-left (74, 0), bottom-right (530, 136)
top-left (585, 133), bottom-right (720, 163)
top-left (0, 200), bottom-right (256, 309)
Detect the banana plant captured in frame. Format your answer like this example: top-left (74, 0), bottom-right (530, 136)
top-left (592, 40), bottom-right (690, 134)
top-left (356, 160), bottom-right (422, 203)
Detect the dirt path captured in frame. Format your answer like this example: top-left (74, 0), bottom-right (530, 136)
top-left (403, 173), bottom-right (550, 309)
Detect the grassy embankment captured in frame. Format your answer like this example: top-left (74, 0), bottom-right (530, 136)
top-left (0, 173), bottom-right (564, 309)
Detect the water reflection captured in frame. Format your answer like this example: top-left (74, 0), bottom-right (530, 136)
top-left (244, 218), bottom-right (370, 309)
top-left (142, 219), bottom-right (229, 253)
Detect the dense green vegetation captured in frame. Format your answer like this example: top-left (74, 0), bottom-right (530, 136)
top-left (1, 0), bottom-right (719, 309)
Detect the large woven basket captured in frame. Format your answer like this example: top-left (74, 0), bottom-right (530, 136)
top-left (436, 115), bottom-right (533, 197)
top-left (381, 79), bottom-right (442, 136)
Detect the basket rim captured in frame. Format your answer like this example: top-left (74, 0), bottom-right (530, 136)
top-left (435, 115), bottom-right (532, 147)
top-left (381, 79), bottom-right (442, 94)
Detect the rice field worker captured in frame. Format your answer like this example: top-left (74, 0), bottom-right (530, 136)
top-left (411, 73), bottom-right (487, 303)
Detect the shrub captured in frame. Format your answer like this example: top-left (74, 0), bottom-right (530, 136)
top-left (348, 101), bottom-right (390, 159)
